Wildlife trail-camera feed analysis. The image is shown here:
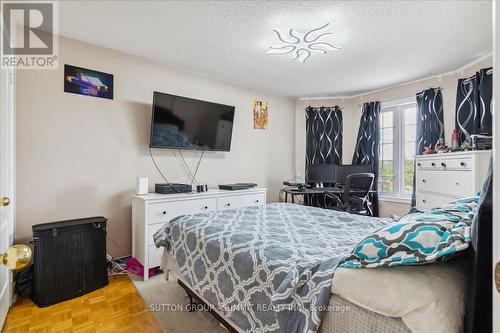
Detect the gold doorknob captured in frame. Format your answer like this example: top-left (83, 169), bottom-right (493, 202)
top-left (0, 197), bottom-right (10, 207)
top-left (1, 244), bottom-right (32, 270)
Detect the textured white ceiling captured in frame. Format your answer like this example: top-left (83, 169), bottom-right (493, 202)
top-left (58, 0), bottom-right (492, 98)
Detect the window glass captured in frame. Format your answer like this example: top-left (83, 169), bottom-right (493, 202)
top-left (379, 101), bottom-right (417, 196)
top-left (403, 109), bottom-right (416, 194)
top-left (378, 111), bottom-right (394, 193)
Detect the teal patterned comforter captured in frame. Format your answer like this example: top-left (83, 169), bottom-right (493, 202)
top-left (154, 203), bottom-right (390, 333)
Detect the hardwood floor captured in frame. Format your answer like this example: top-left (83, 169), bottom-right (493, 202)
top-left (1, 275), bottom-right (164, 333)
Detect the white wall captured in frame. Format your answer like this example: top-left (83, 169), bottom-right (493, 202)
top-left (294, 57), bottom-right (492, 216)
top-left (15, 36), bottom-right (295, 257)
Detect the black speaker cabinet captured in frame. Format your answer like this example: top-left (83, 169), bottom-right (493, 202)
top-left (31, 217), bottom-right (108, 307)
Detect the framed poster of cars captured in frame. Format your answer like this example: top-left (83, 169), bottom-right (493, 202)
top-left (64, 64), bottom-right (114, 99)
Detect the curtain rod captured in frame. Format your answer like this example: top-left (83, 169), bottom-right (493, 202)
top-left (354, 88), bottom-right (444, 108)
top-left (305, 105), bottom-right (343, 110)
top-left (415, 87), bottom-right (443, 97)
top-left (461, 67), bottom-right (493, 84)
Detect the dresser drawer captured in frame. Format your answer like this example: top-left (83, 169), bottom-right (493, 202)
top-left (416, 191), bottom-right (459, 210)
top-left (416, 158), bottom-right (440, 169)
top-left (149, 198), bottom-right (217, 224)
top-left (217, 193), bottom-right (265, 210)
top-left (148, 223), bottom-right (165, 245)
top-left (417, 170), bottom-right (473, 197)
top-left (438, 157), bottom-right (472, 170)
top-left (148, 245), bottom-right (163, 268)
top-left (416, 157), bottom-right (472, 170)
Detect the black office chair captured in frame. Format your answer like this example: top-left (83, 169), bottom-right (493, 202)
top-left (325, 173), bottom-right (375, 216)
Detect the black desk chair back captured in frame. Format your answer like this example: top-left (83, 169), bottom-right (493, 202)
top-left (325, 173), bottom-right (375, 216)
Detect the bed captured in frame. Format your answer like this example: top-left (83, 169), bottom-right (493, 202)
top-left (153, 202), bottom-right (472, 333)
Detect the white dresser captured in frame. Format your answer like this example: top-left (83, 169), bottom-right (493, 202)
top-left (415, 150), bottom-right (491, 210)
top-left (132, 187), bottom-right (267, 280)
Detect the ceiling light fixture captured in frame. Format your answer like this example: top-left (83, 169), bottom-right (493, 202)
top-left (266, 23), bottom-right (342, 63)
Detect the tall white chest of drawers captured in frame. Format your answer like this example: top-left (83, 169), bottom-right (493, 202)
top-left (415, 150), bottom-right (491, 210)
top-left (132, 188), bottom-right (267, 280)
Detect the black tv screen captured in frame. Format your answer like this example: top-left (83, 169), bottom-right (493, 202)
top-left (150, 91), bottom-right (235, 151)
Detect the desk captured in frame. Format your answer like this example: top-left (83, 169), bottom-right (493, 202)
top-left (282, 187), bottom-right (343, 204)
top-left (282, 187), bottom-right (376, 204)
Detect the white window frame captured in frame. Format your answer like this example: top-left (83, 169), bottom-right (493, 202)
top-left (379, 97), bottom-right (416, 202)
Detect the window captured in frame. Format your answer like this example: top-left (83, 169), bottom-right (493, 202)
top-left (378, 99), bottom-right (417, 198)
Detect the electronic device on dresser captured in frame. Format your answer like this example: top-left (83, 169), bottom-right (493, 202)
top-left (219, 183), bottom-right (257, 190)
top-left (197, 184), bottom-right (208, 193)
top-left (155, 183), bottom-right (192, 194)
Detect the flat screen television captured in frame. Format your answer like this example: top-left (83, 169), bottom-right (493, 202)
top-left (149, 91), bottom-right (235, 151)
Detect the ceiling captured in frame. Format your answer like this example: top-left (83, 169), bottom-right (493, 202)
top-left (58, 1), bottom-right (492, 98)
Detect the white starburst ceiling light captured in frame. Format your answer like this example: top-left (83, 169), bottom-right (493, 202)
top-left (266, 23), bottom-right (342, 63)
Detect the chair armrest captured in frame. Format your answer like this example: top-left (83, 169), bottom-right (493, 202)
top-left (324, 192), bottom-right (343, 206)
top-left (348, 196), bottom-right (365, 206)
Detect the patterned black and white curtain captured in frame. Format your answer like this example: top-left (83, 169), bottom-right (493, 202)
top-left (412, 88), bottom-right (444, 206)
top-left (305, 106), bottom-right (343, 207)
top-left (455, 67), bottom-right (493, 144)
top-left (352, 102), bottom-right (381, 216)
top-left (305, 106), bottom-right (343, 166)
top-left (415, 88), bottom-right (444, 153)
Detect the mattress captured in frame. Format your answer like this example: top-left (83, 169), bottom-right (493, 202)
top-left (331, 257), bottom-right (467, 333)
top-left (320, 295), bottom-right (410, 333)
top-left (162, 249), bottom-right (412, 333)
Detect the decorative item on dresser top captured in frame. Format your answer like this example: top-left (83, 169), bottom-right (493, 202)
top-left (132, 187), bottom-right (267, 280)
top-left (415, 150), bottom-right (491, 210)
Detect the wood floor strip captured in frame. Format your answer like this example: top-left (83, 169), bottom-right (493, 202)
top-left (1, 275), bottom-right (164, 333)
